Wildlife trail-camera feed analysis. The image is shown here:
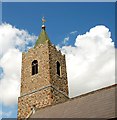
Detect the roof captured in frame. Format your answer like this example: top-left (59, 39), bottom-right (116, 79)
top-left (30, 84), bottom-right (117, 118)
top-left (34, 25), bottom-right (50, 47)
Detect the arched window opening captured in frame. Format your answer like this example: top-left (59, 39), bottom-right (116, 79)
top-left (32, 60), bottom-right (38, 75)
top-left (57, 61), bottom-right (61, 76)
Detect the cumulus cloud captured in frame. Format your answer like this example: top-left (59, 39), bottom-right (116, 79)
top-left (0, 49), bottom-right (22, 106)
top-left (60, 25), bottom-right (115, 97)
top-left (0, 23), bottom-right (37, 57)
top-left (0, 23), bottom-right (115, 107)
top-left (0, 23), bottom-right (37, 106)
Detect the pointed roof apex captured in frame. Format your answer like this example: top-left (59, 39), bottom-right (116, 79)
top-left (34, 17), bottom-right (50, 47)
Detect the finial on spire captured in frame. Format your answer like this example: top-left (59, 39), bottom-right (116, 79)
top-left (42, 16), bottom-right (46, 25)
top-left (42, 16), bottom-right (46, 30)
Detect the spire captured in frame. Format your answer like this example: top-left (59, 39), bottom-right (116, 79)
top-left (34, 17), bottom-right (50, 47)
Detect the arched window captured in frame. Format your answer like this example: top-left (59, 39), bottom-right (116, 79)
top-left (32, 60), bottom-right (38, 75)
top-left (56, 61), bottom-right (61, 76)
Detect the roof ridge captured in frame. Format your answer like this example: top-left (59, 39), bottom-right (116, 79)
top-left (71, 84), bottom-right (117, 100)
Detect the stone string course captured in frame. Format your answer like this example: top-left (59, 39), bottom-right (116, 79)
top-left (18, 41), bottom-right (69, 119)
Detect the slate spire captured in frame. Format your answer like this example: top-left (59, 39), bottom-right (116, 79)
top-left (34, 17), bottom-right (50, 47)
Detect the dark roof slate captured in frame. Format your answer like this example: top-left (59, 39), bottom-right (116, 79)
top-left (30, 84), bottom-right (117, 118)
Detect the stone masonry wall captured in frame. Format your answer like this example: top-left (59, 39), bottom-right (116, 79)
top-left (51, 87), bottom-right (68, 105)
top-left (20, 41), bottom-right (50, 96)
top-left (18, 87), bottom-right (52, 119)
top-left (18, 86), bottom-right (68, 119)
top-left (18, 40), bottom-right (69, 119)
top-left (48, 42), bottom-right (69, 96)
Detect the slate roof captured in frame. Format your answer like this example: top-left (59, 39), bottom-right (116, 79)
top-left (30, 84), bottom-right (117, 119)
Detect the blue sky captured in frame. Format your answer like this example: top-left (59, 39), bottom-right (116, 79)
top-left (1, 2), bottom-right (115, 118)
top-left (3, 2), bottom-right (115, 46)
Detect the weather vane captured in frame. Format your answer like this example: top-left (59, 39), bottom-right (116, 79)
top-left (42, 16), bottom-right (46, 25)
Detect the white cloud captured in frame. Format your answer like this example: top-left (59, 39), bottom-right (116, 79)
top-left (0, 23), bottom-right (37, 57)
top-left (0, 49), bottom-right (22, 106)
top-left (59, 30), bottom-right (77, 46)
top-left (60, 25), bottom-right (115, 98)
top-left (63, 36), bottom-right (69, 45)
top-left (0, 23), bottom-right (115, 108)
top-left (70, 31), bottom-right (77, 35)
top-left (0, 23), bottom-right (37, 106)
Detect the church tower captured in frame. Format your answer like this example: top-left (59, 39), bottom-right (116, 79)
top-left (18, 19), bottom-right (69, 119)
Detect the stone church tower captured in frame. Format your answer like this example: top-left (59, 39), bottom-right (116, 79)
top-left (18, 21), bottom-right (69, 119)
